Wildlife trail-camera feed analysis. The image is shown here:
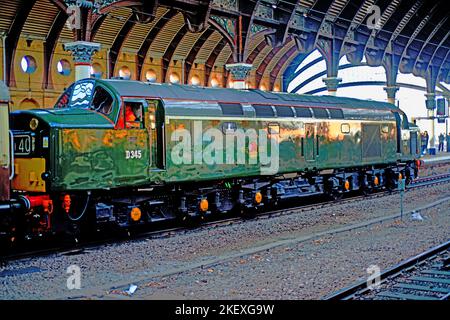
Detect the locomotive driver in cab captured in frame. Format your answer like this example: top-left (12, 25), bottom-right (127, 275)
top-left (118, 102), bottom-right (141, 129)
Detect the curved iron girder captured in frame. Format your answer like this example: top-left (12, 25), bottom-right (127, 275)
top-left (184, 28), bottom-right (214, 83)
top-left (89, 1), bottom-right (149, 41)
top-left (98, 0), bottom-right (143, 14)
top-left (89, 13), bottom-right (107, 41)
top-left (434, 38), bottom-right (450, 83)
top-left (255, 37), bottom-right (293, 88)
top-left (425, 66), bottom-right (439, 94)
top-left (204, 39), bottom-right (228, 87)
top-left (312, 0), bottom-right (347, 77)
top-left (316, 36), bottom-right (344, 77)
top-left (377, 1), bottom-right (424, 86)
top-left (361, 0), bottom-right (395, 67)
top-left (422, 27), bottom-right (450, 76)
top-left (136, 9), bottom-right (178, 80)
top-left (44, 10), bottom-right (69, 89)
top-left (377, 0), bottom-right (421, 58)
top-left (269, 44), bottom-right (298, 90)
top-left (109, 15), bottom-right (135, 78)
top-left (132, 1), bottom-right (159, 23)
top-left (161, 25), bottom-right (189, 82)
top-left (246, 37), bottom-right (269, 64)
top-left (245, 29), bottom-right (283, 66)
top-left (207, 18), bottom-right (236, 60)
top-left (264, 0), bottom-right (297, 50)
top-left (235, 0), bottom-right (259, 62)
top-left (51, 0), bottom-right (67, 12)
top-left (5, 0), bottom-right (38, 87)
top-left (153, 0), bottom-right (212, 33)
top-left (339, 0), bottom-right (370, 58)
top-left (413, 15), bottom-right (449, 77)
top-left (282, 51), bottom-right (312, 89)
top-left (398, 1), bottom-right (441, 75)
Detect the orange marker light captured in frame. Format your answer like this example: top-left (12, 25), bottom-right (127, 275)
top-left (344, 180), bottom-right (350, 191)
top-left (255, 192), bottom-right (262, 204)
top-left (200, 199), bottom-right (209, 212)
top-left (130, 207), bottom-right (142, 222)
top-left (374, 176), bottom-right (379, 186)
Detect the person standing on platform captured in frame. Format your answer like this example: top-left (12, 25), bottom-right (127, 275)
top-left (447, 132), bottom-right (450, 152)
top-left (438, 133), bottom-right (445, 152)
top-left (421, 132), bottom-right (428, 155)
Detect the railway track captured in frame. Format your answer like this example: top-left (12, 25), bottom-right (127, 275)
top-left (2, 172), bottom-right (450, 264)
top-left (324, 240), bottom-right (450, 300)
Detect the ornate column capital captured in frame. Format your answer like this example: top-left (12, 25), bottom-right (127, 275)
top-left (383, 86), bottom-right (399, 104)
top-left (64, 41), bottom-right (101, 64)
top-left (225, 63), bottom-right (253, 82)
top-left (322, 77), bottom-right (342, 93)
top-left (383, 86), bottom-right (399, 98)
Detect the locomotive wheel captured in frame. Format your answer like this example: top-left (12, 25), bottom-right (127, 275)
top-left (237, 204), bottom-right (256, 219)
top-left (330, 190), bottom-right (343, 201)
top-left (179, 212), bottom-right (202, 228)
top-left (361, 186), bottom-right (372, 196)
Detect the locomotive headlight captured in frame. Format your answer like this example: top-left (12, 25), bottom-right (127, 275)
top-left (30, 118), bottom-right (39, 131)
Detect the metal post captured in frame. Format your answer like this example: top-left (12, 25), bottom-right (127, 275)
top-left (446, 118), bottom-right (449, 152)
top-left (398, 178), bottom-right (405, 220)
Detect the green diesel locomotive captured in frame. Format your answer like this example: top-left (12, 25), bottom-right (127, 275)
top-left (1, 79), bottom-right (420, 239)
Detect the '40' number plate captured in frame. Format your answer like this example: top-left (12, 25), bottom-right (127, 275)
top-left (126, 150), bottom-right (142, 159)
top-left (14, 135), bottom-right (31, 155)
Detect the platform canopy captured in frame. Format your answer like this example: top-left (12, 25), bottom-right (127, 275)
top-left (0, 0), bottom-right (448, 92)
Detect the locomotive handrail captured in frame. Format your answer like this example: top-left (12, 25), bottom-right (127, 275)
top-left (9, 130), bottom-right (14, 180)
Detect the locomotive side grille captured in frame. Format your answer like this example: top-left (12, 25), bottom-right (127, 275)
top-left (362, 124), bottom-right (381, 159)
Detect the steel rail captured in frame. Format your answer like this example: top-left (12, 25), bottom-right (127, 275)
top-left (323, 240), bottom-right (450, 300)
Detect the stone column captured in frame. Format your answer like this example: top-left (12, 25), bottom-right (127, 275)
top-left (64, 41), bottom-right (101, 81)
top-left (425, 92), bottom-right (436, 150)
top-left (383, 86), bottom-right (399, 105)
top-left (322, 77), bottom-right (342, 96)
top-left (225, 63), bottom-right (253, 89)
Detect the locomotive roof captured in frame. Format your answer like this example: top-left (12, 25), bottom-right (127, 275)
top-left (99, 79), bottom-right (397, 112)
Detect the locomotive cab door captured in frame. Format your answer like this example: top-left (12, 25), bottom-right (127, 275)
top-left (304, 123), bottom-right (316, 162)
top-left (118, 99), bottom-right (150, 184)
top-left (146, 99), bottom-right (165, 170)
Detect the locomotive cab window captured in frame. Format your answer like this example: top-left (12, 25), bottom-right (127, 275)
top-left (91, 86), bottom-right (113, 115)
top-left (124, 102), bottom-right (144, 129)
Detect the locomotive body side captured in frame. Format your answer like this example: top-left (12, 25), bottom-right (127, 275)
top-left (2, 79), bottom-right (421, 240)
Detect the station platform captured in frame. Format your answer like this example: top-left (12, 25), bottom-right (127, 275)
top-left (421, 152), bottom-right (450, 164)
